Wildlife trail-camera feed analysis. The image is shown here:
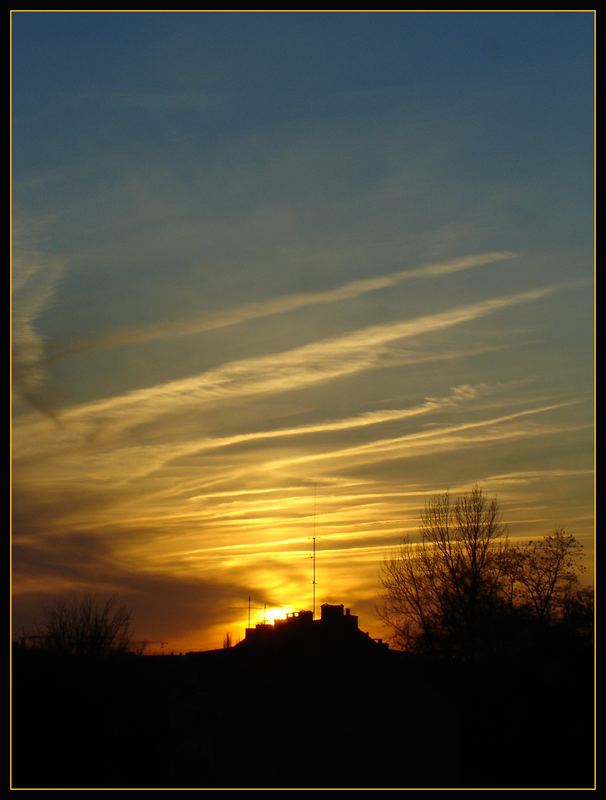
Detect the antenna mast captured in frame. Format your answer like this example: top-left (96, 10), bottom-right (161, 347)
top-left (312, 484), bottom-right (317, 619)
top-left (312, 536), bottom-right (317, 619)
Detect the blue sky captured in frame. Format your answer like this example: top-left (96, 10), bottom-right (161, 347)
top-left (12, 12), bottom-right (594, 650)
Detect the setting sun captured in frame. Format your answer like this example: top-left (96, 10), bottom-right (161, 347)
top-left (261, 606), bottom-right (296, 626)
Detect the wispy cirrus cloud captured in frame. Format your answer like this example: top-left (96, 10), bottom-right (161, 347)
top-left (47, 250), bottom-right (516, 360)
top-left (50, 279), bottom-right (579, 439)
top-left (156, 381), bottom-right (489, 455)
top-left (12, 221), bottom-right (64, 420)
top-left (262, 401), bottom-right (585, 472)
top-left (13, 382), bottom-right (491, 486)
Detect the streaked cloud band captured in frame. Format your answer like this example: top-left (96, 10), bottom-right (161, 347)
top-left (48, 251), bottom-right (516, 359)
top-left (57, 280), bottom-right (578, 437)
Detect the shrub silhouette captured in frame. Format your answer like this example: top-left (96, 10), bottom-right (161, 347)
top-left (28, 594), bottom-right (133, 656)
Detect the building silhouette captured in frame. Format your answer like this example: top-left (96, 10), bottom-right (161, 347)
top-left (240, 602), bottom-right (388, 653)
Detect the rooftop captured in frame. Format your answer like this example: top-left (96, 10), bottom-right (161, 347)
top-left (239, 602), bottom-right (388, 653)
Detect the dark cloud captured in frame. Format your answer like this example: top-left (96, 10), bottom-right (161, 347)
top-left (12, 533), bottom-right (259, 645)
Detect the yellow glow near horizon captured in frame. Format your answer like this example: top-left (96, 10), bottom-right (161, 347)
top-left (10, 253), bottom-right (594, 658)
top-left (261, 605), bottom-right (296, 625)
top-left (10, 13), bottom-right (594, 675)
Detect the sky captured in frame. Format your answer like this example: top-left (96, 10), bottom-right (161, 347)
top-left (12, 11), bottom-right (594, 652)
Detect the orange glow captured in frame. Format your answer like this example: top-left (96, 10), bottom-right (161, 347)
top-left (262, 605), bottom-right (296, 625)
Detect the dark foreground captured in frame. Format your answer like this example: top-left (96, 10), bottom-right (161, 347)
top-left (12, 637), bottom-right (593, 789)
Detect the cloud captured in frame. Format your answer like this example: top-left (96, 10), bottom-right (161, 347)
top-left (12, 221), bottom-right (64, 420)
top-left (263, 402), bottom-right (584, 472)
top-left (14, 381), bottom-right (486, 500)
top-left (11, 531), bottom-right (266, 647)
top-left (474, 468), bottom-right (595, 486)
top-left (84, 381), bottom-right (493, 482)
top-left (42, 279), bottom-right (575, 442)
top-left (47, 250), bottom-right (516, 360)
top-left (173, 381), bottom-right (488, 450)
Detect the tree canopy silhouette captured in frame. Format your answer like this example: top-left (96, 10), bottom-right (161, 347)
top-left (27, 594), bottom-right (134, 657)
top-left (379, 486), bottom-right (588, 660)
top-left (379, 486), bottom-right (508, 659)
top-left (507, 527), bottom-right (585, 622)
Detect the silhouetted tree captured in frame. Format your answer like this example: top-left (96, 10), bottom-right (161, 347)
top-left (560, 585), bottom-right (594, 648)
top-left (31, 594), bottom-right (133, 656)
top-left (380, 489), bottom-right (592, 663)
top-left (379, 486), bottom-right (509, 659)
top-left (508, 528), bottom-right (585, 622)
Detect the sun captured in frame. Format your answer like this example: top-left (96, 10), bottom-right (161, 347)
top-left (262, 605), bottom-right (295, 625)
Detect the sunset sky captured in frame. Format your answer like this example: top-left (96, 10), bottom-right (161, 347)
top-left (12, 11), bottom-right (594, 652)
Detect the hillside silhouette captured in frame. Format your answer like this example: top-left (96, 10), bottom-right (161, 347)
top-left (12, 597), bottom-right (593, 789)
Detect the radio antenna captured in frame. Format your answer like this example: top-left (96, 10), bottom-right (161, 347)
top-left (306, 485), bottom-right (320, 619)
top-left (312, 483), bottom-right (317, 619)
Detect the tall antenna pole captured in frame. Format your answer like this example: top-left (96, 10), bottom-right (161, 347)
top-left (312, 536), bottom-right (316, 619)
top-left (248, 595), bottom-right (251, 629)
top-left (312, 483), bottom-right (317, 619)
